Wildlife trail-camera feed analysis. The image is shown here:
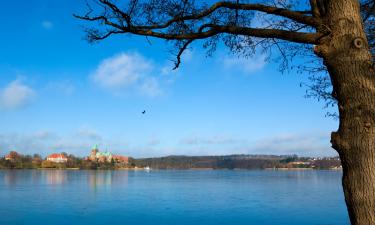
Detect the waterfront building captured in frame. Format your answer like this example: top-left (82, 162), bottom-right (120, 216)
top-left (89, 145), bottom-right (113, 163)
top-left (47, 153), bottom-right (68, 163)
top-left (5, 151), bottom-right (21, 161)
top-left (289, 161), bottom-right (311, 165)
top-left (113, 155), bottom-right (129, 164)
top-left (89, 144), bottom-right (99, 161)
top-left (96, 151), bottom-right (113, 163)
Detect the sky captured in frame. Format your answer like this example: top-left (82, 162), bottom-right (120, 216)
top-left (0, 0), bottom-right (338, 158)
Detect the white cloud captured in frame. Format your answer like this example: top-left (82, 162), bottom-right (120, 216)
top-left (0, 80), bottom-right (36, 110)
top-left (92, 52), bottom-right (153, 89)
top-left (139, 77), bottom-right (163, 97)
top-left (41, 20), bottom-right (53, 29)
top-left (91, 52), bottom-right (189, 97)
top-left (222, 54), bottom-right (267, 74)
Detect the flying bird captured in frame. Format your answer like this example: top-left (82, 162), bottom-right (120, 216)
top-left (142, 110), bottom-right (146, 114)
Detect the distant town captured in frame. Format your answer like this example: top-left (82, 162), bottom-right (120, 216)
top-left (0, 145), bottom-right (342, 170)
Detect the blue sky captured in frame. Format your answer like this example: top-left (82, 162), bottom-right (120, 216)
top-left (0, 0), bottom-right (338, 157)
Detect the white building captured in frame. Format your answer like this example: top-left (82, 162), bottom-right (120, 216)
top-left (47, 153), bottom-right (68, 163)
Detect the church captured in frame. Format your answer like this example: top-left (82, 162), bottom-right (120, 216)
top-left (89, 144), bottom-right (113, 163)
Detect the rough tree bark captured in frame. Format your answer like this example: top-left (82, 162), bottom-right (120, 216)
top-left (315, 0), bottom-right (375, 224)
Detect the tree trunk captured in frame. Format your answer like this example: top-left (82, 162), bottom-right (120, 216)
top-left (329, 56), bottom-right (375, 225)
top-left (315, 0), bottom-right (375, 224)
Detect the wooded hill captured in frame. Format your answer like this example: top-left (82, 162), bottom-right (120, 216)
top-left (130, 155), bottom-right (341, 169)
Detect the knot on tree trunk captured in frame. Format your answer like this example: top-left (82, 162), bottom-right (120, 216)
top-left (353, 37), bottom-right (365, 49)
top-left (331, 131), bottom-right (350, 153)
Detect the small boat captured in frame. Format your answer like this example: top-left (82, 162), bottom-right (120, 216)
top-left (144, 166), bottom-right (151, 171)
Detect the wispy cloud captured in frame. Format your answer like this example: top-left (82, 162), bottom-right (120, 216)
top-left (180, 135), bottom-right (244, 146)
top-left (92, 51), bottom-right (188, 97)
top-left (177, 132), bottom-right (334, 157)
top-left (249, 132), bottom-right (334, 156)
top-left (138, 77), bottom-right (162, 97)
top-left (32, 131), bottom-right (58, 140)
top-left (0, 79), bottom-right (36, 110)
top-left (92, 52), bottom-right (165, 97)
top-left (92, 52), bottom-right (152, 90)
top-left (41, 20), bottom-right (53, 29)
top-left (0, 131), bottom-right (58, 156)
top-left (76, 127), bottom-right (103, 141)
top-left (0, 129), bottom-right (335, 158)
top-left (49, 141), bottom-right (91, 152)
top-left (0, 128), bottom-right (104, 157)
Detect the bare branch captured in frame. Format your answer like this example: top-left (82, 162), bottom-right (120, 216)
top-left (133, 2), bottom-right (318, 29)
top-left (173, 39), bottom-right (193, 70)
top-left (75, 1), bottom-right (324, 46)
top-left (76, 15), bottom-right (323, 45)
top-left (130, 24), bottom-right (321, 44)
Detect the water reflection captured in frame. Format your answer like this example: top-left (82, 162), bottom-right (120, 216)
top-left (2, 170), bottom-right (41, 186)
top-left (3, 170), bottom-right (19, 186)
top-left (88, 171), bottom-right (112, 190)
top-left (43, 170), bottom-right (67, 185)
top-left (88, 170), bottom-right (129, 190)
top-left (2, 170), bottom-right (130, 188)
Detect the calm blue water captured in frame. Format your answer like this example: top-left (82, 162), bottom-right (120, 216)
top-left (0, 170), bottom-right (349, 225)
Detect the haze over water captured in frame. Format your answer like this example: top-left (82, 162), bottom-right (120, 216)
top-left (0, 170), bottom-right (349, 225)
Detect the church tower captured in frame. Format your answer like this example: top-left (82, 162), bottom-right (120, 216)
top-left (90, 144), bottom-right (99, 161)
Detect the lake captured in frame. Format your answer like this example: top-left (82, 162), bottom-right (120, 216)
top-left (0, 170), bottom-right (349, 225)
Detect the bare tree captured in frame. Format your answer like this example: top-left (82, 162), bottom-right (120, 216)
top-left (75, 0), bottom-right (375, 224)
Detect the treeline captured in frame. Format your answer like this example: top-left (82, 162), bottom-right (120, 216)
top-left (0, 153), bottom-right (341, 170)
top-left (0, 154), bottom-right (130, 170)
top-left (130, 155), bottom-right (342, 170)
top-left (0, 154), bottom-right (43, 169)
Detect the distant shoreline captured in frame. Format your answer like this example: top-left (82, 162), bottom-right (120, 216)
top-left (1, 154), bottom-right (342, 170)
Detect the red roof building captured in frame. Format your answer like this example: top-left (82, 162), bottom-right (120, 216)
top-left (5, 151), bottom-right (21, 161)
top-left (113, 155), bottom-right (129, 164)
top-left (47, 153), bottom-right (68, 163)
